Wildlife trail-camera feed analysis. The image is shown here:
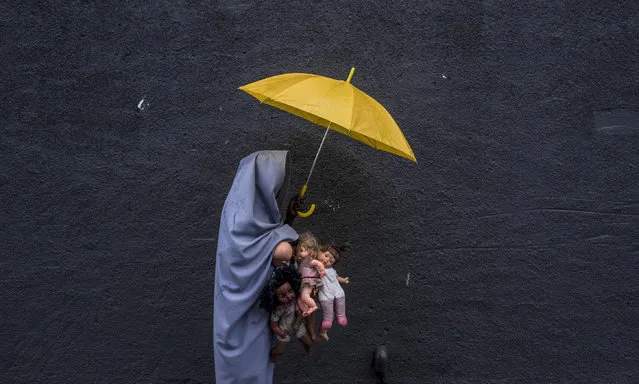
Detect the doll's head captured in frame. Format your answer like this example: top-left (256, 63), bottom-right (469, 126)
top-left (317, 250), bottom-right (333, 268)
top-left (259, 263), bottom-right (301, 313)
top-left (294, 231), bottom-right (320, 262)
top-left (319, 243), bottom-right (351, 267)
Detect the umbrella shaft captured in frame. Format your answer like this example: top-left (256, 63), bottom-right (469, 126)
top-left (305, 124), bottom-right (331, 187)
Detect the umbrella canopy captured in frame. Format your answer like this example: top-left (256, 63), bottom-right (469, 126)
top-left (239, 69), bottom-right (416, 162)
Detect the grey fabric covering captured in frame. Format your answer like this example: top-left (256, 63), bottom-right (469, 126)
top-left (214, 150), bottom-right (299, 384)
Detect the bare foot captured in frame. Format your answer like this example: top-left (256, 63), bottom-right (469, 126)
top-left (300, 335), bottom-right (313, 355)
top-left (319, 331), bottom-right (329, 341)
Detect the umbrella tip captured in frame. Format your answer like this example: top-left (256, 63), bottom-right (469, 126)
top-left (346, 67), bottom-right (355, 83)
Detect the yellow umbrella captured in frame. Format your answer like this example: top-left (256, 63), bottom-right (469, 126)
top-left (239, 67), bottom-right (416, 217)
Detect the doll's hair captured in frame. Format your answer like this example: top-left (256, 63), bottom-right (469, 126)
top-left (321, 242), bottom-right (351, 265)
top-left (295, 231), bottom-right (320, 260)
top-left (258, 263), bottom-right (301, 313)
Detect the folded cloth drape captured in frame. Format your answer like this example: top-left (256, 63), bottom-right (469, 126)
top-left (214, 150), bottom-right (299, 384)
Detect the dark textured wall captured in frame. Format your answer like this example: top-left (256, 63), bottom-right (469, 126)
top-left (2, 1), bottom-right (638, 383)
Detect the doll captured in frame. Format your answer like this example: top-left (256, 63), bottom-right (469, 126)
top-left (317, 244), bottom-right (350, 341)
top-left (294, 232), bottom-right (326, 317)
top-left (259, 263), bottom-right (312, 362)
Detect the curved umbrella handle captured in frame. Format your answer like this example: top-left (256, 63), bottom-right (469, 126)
top-left (296, 185), bottom-right (316, 217)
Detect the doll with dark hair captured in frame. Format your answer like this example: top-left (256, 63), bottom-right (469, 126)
top-left (259, 263), bottom-right (313, 362)
top-left (316, 243), bottom-right (351, 341)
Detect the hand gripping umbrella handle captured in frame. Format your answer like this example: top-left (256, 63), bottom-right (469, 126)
top-left (296, 185), bottom-right (315, 217)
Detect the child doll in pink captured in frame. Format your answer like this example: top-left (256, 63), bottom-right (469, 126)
top-left (317, 244), bottom-right (350, 341)
top-left (294, 232), bottom-right (326, 317)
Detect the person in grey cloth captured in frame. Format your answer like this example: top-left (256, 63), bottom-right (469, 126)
top-left (214, 150), bottom-right (304, 384)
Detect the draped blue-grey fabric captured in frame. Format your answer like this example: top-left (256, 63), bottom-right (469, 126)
top-left (214, 150), bottom-right (299, 384)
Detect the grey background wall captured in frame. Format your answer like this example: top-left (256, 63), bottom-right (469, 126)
top-left (2, 1), bottom-right (638, 383)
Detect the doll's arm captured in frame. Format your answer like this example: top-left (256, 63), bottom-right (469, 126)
top-left (292, 306), bottom-right (304, 329)
top-left (310, 259), bottom-right (326, 276)
top-left (337, 275), bottom-right (350, 284)
top-left (271, 309), bottom-right (288, 337)
top-left (271, 320), bottom-right (287, 337)
top-left (272, 241), bottom-right (293, 267)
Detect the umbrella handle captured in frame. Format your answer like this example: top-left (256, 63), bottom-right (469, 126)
top-left (296, 185), bottom-right (316, 217)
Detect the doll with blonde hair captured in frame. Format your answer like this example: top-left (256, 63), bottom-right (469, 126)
top-left (294, 232), bottom-right (325, 317)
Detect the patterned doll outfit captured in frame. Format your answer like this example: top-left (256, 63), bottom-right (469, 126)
top-left (298, 258), bottom-right (324, 289)
top-left (270, 301), bottom-right (307, 343)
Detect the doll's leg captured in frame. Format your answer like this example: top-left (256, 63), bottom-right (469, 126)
top-left (306, 312), bottom-right (319, 341)
top-left (298, 333), bottom-right (313, 355)
top-left (319, 299), bottom-right (334, 329)
top-left (318, 299), bottom-right (333, 341)
top-left (270, 341), bottom-right (287, 363)
top-left (298, 285), bottom-right (318, 316)
top-left (308, 288), bottom-right (319, 340)
top-left (335, 296), bottom-right (347, 326)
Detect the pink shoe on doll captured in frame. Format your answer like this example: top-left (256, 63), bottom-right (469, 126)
top-left (337, 316), bottom-right (347, 326)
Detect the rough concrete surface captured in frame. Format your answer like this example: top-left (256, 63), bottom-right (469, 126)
top-left (2, 1), bottom-right (638, 383)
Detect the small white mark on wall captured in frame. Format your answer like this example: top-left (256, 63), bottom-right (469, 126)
top-left (138, 97), bottom-right (149, 111)
top-left (323, 199), bottom-right (340, 212)
top-left (405, 272), bottom-right (411, 287)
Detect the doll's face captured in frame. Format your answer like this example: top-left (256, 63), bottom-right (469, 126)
top-left (318, 251), bottom-right (333, 267)
top-left (296, 244), bottom-right (311, 260)
top-left (275, 282), bottom-right (296, 305)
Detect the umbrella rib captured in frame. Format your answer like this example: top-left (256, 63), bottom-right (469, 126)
top-left (348, 84), bottom-right (356, 134)
top-left (318, 80), bottom-right (348, 125)
top-left (374, 93), bottom-right (381, 149)
top-left (357, 89), bottom-right (380, 149)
